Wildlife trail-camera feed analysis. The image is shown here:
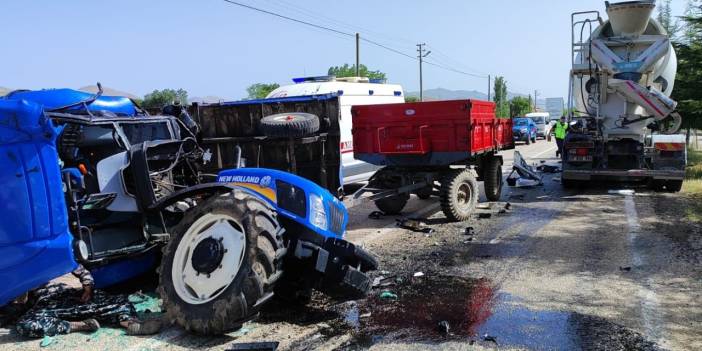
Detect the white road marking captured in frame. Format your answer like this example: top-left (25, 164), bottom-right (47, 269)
top-left (623, 195), bottom-right (664, 346)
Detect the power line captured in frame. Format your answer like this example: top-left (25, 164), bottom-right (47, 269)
top-left (221, 0), bottom-right (354, 38)
top-left (220, 0), bottom-right (489, 81)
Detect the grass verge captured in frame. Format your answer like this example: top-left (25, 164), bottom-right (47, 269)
top-left (683, 148), bottom-right (702, 221)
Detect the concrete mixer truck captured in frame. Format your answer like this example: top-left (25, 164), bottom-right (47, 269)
top-left (563, 0), bottom-right (686, 191)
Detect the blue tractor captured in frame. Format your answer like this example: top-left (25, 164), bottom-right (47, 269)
top-left (0, 87), bottom-right (376, 335)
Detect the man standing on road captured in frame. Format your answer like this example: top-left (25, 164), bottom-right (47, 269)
top-left (551, 116), bottom-right (568, 157)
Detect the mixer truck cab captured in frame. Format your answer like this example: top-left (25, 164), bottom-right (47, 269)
top-left (266, 76), bottom-right (405, 186)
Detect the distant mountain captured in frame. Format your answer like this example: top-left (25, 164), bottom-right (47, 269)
top-left (189, 95), bottom-right (228, 104)
top-left (405, 87), bottom-right (540, 103)
top-left (78, 85), bottom-right (140, 100)
top-left (0, 87), bottom-right (9, 96)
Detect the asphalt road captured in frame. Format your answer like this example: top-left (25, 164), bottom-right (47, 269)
top-left (3, 138), bottom-right (701, 351)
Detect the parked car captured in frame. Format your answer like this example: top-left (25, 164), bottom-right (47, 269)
top-left (512, 117), bottom-right (538, 144)
top-left (525, 112), bottom-right (551, 138)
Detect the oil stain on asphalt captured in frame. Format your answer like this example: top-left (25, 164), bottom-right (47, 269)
top-left (345, 274), bottom-right (661, 350)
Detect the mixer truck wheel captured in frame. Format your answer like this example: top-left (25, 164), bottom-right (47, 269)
top-left (665, 180), bottom-right (683, 193)
top-left (158, 190), bottom-right (286, 335)
top-left (259, 112), bottom-right (320, 138)
top-left (440, 169), bottom-right (478, 222)
top-left (483, 157), bottom-right (503, 202)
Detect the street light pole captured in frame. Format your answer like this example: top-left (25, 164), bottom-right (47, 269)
top-left (355, 33), bottom-right (360, 77)
top-left (417, 43), bottom-right (430, 101)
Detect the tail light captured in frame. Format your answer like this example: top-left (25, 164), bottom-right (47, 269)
top-left (654, 143), bottom-right (684, 151)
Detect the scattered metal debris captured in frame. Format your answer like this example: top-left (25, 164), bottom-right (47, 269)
top-left (372, 275), bottom-right (398, 288)
top-left (437, 320), bottom-right (450, 335)
top-left (477, 213), bottom-right (492, 219)
top-left (483, 334), bottom-right (498, 344)
top-left (396, 218), bottom-right (433, 233)
top-left (537, 164), bottom-right (561, 173)
top-left (505, 202), bottom-right (512, 210)
top-left (619, 266), bottom-right (632, 272)
top-left (379, 291), bottom-right (398, 300)
top-left (609, 189), bottom-right (635, 196)
top-left (368, 211), bottom-right (384, 219)
top-left (507, 151), bottom-right (544, 186)
top-left (227, 341), bottom-right (279, 351)
top-left (413, 272), bottom-right (425, 278)
top-left (465, 227), bottom-right (475, 236)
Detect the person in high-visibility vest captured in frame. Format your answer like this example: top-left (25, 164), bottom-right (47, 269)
top-left (551, 116), bottom-right (569, 157)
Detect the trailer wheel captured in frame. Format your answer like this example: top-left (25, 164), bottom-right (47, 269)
top-left (158, 190), bottom-right (286, 335)
top-left (483, 157), bottom-right (503, 201)
top-left (374, 194), bottom-right (409, 215)
top-left (259, 112), bottom-right (320, 138)
top-left (440, 169), bottom-right (478, 221)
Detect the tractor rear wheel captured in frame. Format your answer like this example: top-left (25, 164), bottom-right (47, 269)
top-left (483, 157), bottom-right (503, 202)
top-left (440, 169), bottom-right (478, 222)
top-left (158, 190), bottom-right (285, 335)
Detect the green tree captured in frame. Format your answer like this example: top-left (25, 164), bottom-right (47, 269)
top-left (493, 76), bottom-right (509, 118)
top-left (404, 96), bottom-right (420, 103)
top-left (327, 64), bottom-right (387, 80)
top-left (672, 2), bottom-right (702, 134)
top-left (509, 96), bottom-right (531, 117)
top-left (246, 83), bottom-right (280, 99)
top-left (657, 0), bottom-right (679, 35)
top-left (142, 89), bottom-right (188, 109)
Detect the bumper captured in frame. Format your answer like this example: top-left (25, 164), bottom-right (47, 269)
top-left (563, 168), bottom-right (685, 181)
top-left (291, 237), bottom-right (377, 299)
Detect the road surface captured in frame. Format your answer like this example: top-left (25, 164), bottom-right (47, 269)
top-left (2, 139), bottom-right (700, 350)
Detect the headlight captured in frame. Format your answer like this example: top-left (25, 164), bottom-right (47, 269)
top-left (309, 194), bottom-right (328, 231)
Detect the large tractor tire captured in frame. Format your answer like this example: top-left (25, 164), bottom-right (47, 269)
top-left (158, 190), bottom-right (286, 335)
top-left (483, 157), bottom-right (503, 202)
top-left (440, 169), bottom-right (479, 222)
top-left (259, 112), bottom-right (319, 138)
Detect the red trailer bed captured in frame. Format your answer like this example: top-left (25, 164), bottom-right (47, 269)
top-left (352, 99), bottom-right (513, 166)
top-left (349, 100), bottom-right (514, 221)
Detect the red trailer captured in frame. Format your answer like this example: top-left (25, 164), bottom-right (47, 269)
top-left (350, 99), bottom-right (513, 221)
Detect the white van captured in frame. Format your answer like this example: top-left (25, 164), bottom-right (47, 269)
top-left (525, 112), bottom-right (551, 139)
top-left (267, 76), bottom-right (405, 185)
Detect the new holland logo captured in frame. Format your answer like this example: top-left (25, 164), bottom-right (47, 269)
top-left (218, 175), bottom-right (261, 184)
top-left (259, 175), bottom-right (272, 187)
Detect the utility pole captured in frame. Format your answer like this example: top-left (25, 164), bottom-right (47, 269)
top-left (534, 89), bottom-right (539, 112)
top-left (417, 43), bottom-right (431, 101)
top-left (355, 33), bottom-right (360, 77)
top-left (488, 74), bottom-right (491, 101)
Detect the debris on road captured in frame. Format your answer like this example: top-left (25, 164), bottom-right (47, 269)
top-left (227, 341), bottom-right (280, 351)
top-left (507, 151), bottom-right (544, 186)
top-left (372, 275), bottom-right (398, 288)
top-left (413, 272), bottom-right (425, 278)
top-left (437, 320), bottom-right (450, 335)
top-left (396, 218), bottom-right (433, 233)
top-left (465, 227), bottom-right (475, 236)
top-left (483, 334), bottom-right (498, 344)
top-left (368, 211), bottom-right (384, 219)
top-left (537, 164), bottom-right (561, 173)
top-left (619, 266), bottom-right (632, 272)
top-left (609, 189), bottom-right (635, 196)
top-left (379, 291), bottom-right (398, 300)
top-left (478, 212), bottom-right (492, 219)
top-left (505, 202), bottom-right (512, 210)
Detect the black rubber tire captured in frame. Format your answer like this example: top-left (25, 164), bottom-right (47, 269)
top-left (665, 180), bottom-right (683, 193)
top-left (440, 169), bottom-right (479, 222)
top-left (374, 194), bottom-right (409, 215)
top-left (532, 136), bottom-right (537, 143)
top-left (526, 137), bottom-right (532, 145)
top-left (259, 112), bottom-right (320, 138)
top-left (562, 178), bottom-right (580, 189)
top-left (158, 190), bottom-right (286, 335)
top-left (483, 157), bottom-right (503, 202)
top-left (415, 186), bottom-right (433, 200)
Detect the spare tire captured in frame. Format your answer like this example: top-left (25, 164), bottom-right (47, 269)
top-left (259, 112), bottom-right (320, 138)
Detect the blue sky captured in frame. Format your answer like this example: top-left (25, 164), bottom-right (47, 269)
top-left (1, 0), bottom-right (689, 100)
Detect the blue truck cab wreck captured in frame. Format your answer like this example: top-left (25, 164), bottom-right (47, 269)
top-left (0, 87), bottom-right (376, 335)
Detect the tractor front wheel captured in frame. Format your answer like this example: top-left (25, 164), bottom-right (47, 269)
top-left (158, 190), bottom-right (286, 335)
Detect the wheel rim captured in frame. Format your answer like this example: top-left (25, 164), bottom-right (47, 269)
top-left (272, 114), bottom-right (298, 122)
top-left (171, 213), bottom-right (246, 305)
top-left (456, 183), bottom-right (473, 211)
